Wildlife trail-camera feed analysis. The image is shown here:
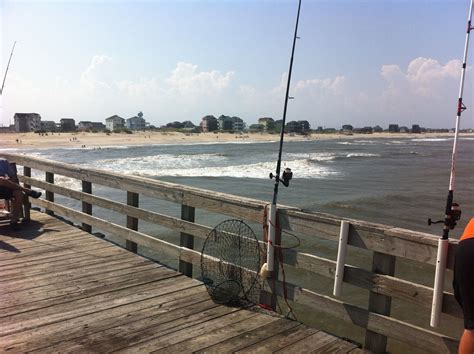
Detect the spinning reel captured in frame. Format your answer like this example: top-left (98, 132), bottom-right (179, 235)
top-left (269, 167), bottom-right (293, 187)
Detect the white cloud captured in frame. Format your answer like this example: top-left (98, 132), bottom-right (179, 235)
top-left (80, 55), bottom-right (113, 91)
top-left (166, 62), bottom-right (234, 96)
top-left (382, 57), bottom-right (463, 98)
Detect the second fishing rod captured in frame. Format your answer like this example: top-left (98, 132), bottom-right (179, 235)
top-left (263, 0), bottom-right (301, 278)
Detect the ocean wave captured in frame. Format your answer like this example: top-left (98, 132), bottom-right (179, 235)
top-left (91, 158), bottom-right (338, 179)
top-left (88, 153), bottom-right (228, 171)
top-left (411, 138), bottom-right (451, 142)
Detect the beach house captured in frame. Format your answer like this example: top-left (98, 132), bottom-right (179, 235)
top-left (126, 113), bottom-right (146, 131)
top-left (60, 118), bottom-right (76, 132)
top-left (200, 115), bottom-right (218, 132)
top-left (105, 115), bottom-right (125, 131)
top-left (13, 113), bottom-right (41, 132)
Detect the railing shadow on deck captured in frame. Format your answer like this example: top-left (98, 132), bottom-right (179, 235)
top-left (0, 152), bottom-right (462, 354)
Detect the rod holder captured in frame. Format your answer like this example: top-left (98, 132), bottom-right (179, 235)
top-left (333, 220), bottom-right (350, 297)
top-left (430, 238), bottom-right (449, 327)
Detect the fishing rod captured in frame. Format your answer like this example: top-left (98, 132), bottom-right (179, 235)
top-left (429, 0), bottom-right (473, 328)
top-left (1, 41), bottom-right (17, 96)
top-left (261, 0), bottom-right (301, 278)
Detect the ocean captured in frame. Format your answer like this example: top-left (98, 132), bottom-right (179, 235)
top-left (21, 135), bottom-right (474, 234)
top-left (6, 135), bottom-right (474, 350)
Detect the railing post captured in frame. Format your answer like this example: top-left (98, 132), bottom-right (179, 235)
top-left (23, 166), bottom-right (31, 219)
top-left (82, 181), bottom-right (92, 233)
top-left (45, 172), bottom-right (54, 215)
top-left (261, 210), bottom-right (282, 310)
top-left (126, 191), bottom-right (139, 253)
top-left (179, 204), bottom-right (195, 277)
top-left (364, 251), bottom-right (396, 353)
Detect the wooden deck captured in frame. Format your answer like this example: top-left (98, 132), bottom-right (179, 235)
top-left (0, 211), bottom-right (363, 353)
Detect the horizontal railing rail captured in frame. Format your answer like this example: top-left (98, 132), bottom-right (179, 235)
top-left (0, 152), bottom-right (461, 353)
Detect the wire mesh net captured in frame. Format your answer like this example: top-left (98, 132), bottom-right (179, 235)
top-left (201, 219), bottom-right (262, 306)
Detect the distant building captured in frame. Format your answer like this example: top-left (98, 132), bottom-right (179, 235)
top-left (217, 115), bottom-right (233, 131)
top-left (388, 124), bottom-right (399, 133)
top-left (217, 115), bottom-right (245, 131)
top-left (182, 121), bottom-right (196, 129)
top-left (40, 121), bottom-right (56, 132)
top-left (60, 118), bottom-right (76, 132)
top-left (200, 115), bottom-right (218, 132)
top-left (287, 120), bottom-right (310, 134)
top-left (126, 116), bottom-right (146, 130)
top-left (399, 126), bottom-right (409, 133)
top-left (412, 124), bottom-right (421, 134)
top-left (342, 124), bottom-right (353, 131)
top-left (231, 116), bottom-right (245, 131)
top-left (249, 124), bottom-right (263, 132)
top-left (78, 121), bottom-right (106, 131)
top-left (258, 117), bottom-right (275, 132)
top-left (14, 113), bottom-right (41, 132)
top-left (373, 125), bottom-right (383, 133)
top-left (105, 115), bottom-right (125, 131)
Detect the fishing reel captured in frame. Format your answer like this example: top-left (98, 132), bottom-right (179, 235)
top-left (428, 203), bottom-right (462, 230)
top-left (270, 167), bottom-right (293, 187)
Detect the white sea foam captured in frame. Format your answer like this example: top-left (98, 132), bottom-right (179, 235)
top-left (345, 153), bottom-right (380, 158)
top-left (411, 138), bottom-right (450, 142)
top-left (82, 156), bottom-right (337, 179)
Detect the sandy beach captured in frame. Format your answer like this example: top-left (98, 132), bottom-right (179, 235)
top-left (0, 131), bottom-right (472, 150)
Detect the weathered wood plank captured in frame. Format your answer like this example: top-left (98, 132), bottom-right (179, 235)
top-left (0, 263), bottom-right (161, 309)
top-left (0, 286), bottom-right (208, 352)
top-left (1, 267), bottom-right (175, 318)
top-left (179, 204), bottom-right (195, 277)
top-left (0, 275), bottom-right (193, 336)
top-left (197, 318), bottom-right (301, 353)
top-left (117, 310), bottom-right (256, 353)
top-left (1, 255), bottom-right (151, 294)
top-left (42, 300), bottom-right (234, 353)
top-left (152, 313), bottom-right (278, 353)
top-left (236, 324), bottom-right (317, 353)
top-left (275, 330), bottom-right (344, 353)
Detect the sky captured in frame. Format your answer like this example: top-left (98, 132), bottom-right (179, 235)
top-left (0, 0), bottom-right (473, 129)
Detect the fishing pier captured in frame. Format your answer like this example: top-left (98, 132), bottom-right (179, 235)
top-left (0, 153), bottom-right (463, 353)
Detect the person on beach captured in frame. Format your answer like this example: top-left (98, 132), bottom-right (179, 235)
top-left (453, 218), bottom-right (474, 354)
top-left (0, 158), bottom-right (42, 229)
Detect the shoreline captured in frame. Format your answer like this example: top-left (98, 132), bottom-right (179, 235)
top-left (0, 131), bottom-right (472, 150)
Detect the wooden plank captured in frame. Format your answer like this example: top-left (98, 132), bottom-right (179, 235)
top-left (0, 240), bottom-right (115, 263)
top-left (1, 255), bottom-right (151, 294)
top-left (152, 313), bottom-right (279, 353)
top-left (126, 191), bottom-right (139, 253)
top-left (179, 204), bottom-right (195, 277)
top-left (0, 285), bottom-right (208, 352)
top-left (0, 266), bottom-right (175, 318)
top-left (113, 309), bottom-right (256, 353)
top-left (82, 180), bottom-right (92, 233)
top-left (364, 251), bottom-right (396, 353)
top-left (275, 330), bottom-right (342, 353)
top-left (236, 324), bottom-right (317, 353)
top-left (0, 263), bottom-right (162, 310)
top-left (0, 246), bottom-right (133, 280)
top-left (40, 298), bottom-right (229, 352)
top-left (0, 275), bottom-right (194, 336)
top-left (197, 318), bottom-right (301, 353)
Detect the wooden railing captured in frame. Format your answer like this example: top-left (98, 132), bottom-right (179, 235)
top-left (0, 152), bottom-right (461, 353)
